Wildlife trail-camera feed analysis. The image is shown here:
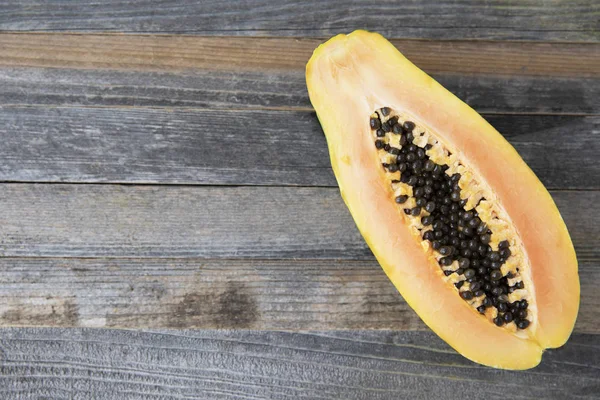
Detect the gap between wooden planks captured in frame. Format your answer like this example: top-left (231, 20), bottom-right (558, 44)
top-left (0, 34), bottom-right (598, 77)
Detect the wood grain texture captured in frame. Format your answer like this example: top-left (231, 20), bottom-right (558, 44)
top-left (1, 107), bottom-right (598, 189)
top-left (2, 67), bottom-right (598, 115)
top-left (0, 257), bottom-right (597, 333)
top-left (1, 34), bottom-right (599, 78)
top-left (0, 1), bottom-right (598, 41)
top-left (0, 185), bottom-right (597, 260)
top-left (0, 328), bottom-right (598, 400)
top-left (0, 34), bottom-right (598, 114)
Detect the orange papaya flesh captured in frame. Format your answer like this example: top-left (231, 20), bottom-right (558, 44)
top-left (306, 30), bottom-right (579, 370)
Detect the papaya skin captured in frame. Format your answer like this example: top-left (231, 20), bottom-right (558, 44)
top-left (306, 30), bottom-right (579, 369)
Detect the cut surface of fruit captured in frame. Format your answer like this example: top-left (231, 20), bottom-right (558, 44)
top-left (306, 30), bottom-right (579, 370)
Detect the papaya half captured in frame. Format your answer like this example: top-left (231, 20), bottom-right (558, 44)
top-left (306, 30), bottom-right (579, 370)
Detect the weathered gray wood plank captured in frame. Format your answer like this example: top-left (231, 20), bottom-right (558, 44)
top-left (0, 185), bottom-right (597, 260)
top-left (0, 106), bottom-right (333, 186)
top-left (2, 67), bottom-right (598, 114)
top-left (1, 107), bottom-right (598, 189)
top-left (0, 328), bottom-right (597, 399)
top-left (0, 1), bottom-right (598, 42)
top-left (0, 257), bottom-right (596, 333)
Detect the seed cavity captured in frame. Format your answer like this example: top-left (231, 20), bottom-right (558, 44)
top-left (370, 107), bottom-right (532, 331)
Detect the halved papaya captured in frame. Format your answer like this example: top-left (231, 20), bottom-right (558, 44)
top-left (306, 30), bottom-right (579, 370)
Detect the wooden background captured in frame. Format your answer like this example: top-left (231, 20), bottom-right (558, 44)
top-left (0, 1), bottom-right (599, 398)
